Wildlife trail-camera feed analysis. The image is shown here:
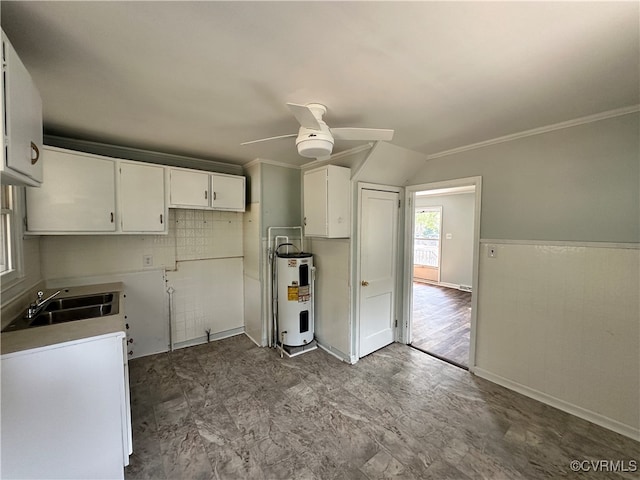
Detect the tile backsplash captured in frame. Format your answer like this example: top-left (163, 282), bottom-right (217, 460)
top-left (40, 209), bottom-right (243, 280)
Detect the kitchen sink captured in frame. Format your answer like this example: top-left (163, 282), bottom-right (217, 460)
top-left (44, 294), bottom-right (115, 312)
top-left (29, 304), bottom-right (115, 326)
top-left (1, 292), bottom-right (119, 332)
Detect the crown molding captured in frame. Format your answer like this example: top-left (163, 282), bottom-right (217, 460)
top-left (243, 158), bottom-right (301, 170)
top-left (426, 105), bottom-right (640, 161)
top-left (44, 135), bottom-right (243, 175)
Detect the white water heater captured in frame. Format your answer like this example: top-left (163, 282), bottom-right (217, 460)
top-left (276, 252), bottom-right (314, 347)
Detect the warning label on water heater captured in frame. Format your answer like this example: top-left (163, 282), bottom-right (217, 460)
top-left (288, 286), bottom-right (298, 301)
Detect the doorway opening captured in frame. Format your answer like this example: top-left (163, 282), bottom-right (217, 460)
top-left (408, 183), bottom-right (477, 369)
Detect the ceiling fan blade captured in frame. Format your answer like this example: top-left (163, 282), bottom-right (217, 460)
top-left (286, 103), bottom-right (321, 130)
top-left (240, 133), bottom-right (297, 146)
top-left (331, 128), bottom-right (394, 141)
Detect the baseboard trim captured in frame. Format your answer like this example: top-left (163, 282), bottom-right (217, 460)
top-left (317, 342), bottom-right (352, 364)
top-left (474, 368), bottom-right (640, 441)
top-left (243, 331), bottom-right (262, 347)
top-left (172, 327), bottom-right (245, 350)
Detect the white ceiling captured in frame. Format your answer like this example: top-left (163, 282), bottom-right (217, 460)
top-left (2, 1), bottom-right (638, 168)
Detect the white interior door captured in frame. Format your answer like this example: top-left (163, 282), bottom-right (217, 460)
top-left (359, 188), bottom-right (399, 357)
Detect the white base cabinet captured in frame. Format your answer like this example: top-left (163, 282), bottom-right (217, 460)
top-left (303, 165), bottom-right (351, 238)
top-left (1, 29), bottom-right (43, 187)
top-left (1, 333), bottom-right (131, 479)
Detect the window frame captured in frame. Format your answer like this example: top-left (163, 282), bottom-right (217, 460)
top-left (0, 184), bottom-right (25, 287)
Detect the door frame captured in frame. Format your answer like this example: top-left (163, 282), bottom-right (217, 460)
top-left (402, 176), bottom-right (482, 372)
top-left (353, 182), bottom-right (403, 361)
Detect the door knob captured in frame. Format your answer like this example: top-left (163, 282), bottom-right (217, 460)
top-left (361, 280), bottom-right (369, 287)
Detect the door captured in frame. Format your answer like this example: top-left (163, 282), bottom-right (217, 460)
top-left (119, 163), bottom-right (166, 232)
top-left (358, 188), bottom-right (399, 357)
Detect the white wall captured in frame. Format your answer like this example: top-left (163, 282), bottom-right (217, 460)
top-left (415, 192), bottom-right (475, 287)
top-left (242, 202), bottom-right (262, 345)
top-left (410, 112), bottom-right (640, 438)
top-left (308, 237), bottom-right (351, 360)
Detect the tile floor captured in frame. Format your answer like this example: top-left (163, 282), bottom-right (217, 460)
top-left (125, 335), bottom-right (639, 480)
top-left (411, 282), bottom-right (471, 368)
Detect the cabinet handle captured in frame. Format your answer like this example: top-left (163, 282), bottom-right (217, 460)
top-left (213, 191), bottom-right (217, 201)
top-left (204, 190), bottom-right (208, 200)
top-left (361, 280), bottom-right (369, 287)
top-left (110, 212), bottom-right (114, 223)
top-left (125, 323), bottom-right (129, 329)
top-left (128, 351), bottom-right (133, 356)
top-left (128, 338), bottom-right (134, 344)
top-left (30, 142), bottom-right (40, 165)
top-left (160, 214), bottom-right (163, 224)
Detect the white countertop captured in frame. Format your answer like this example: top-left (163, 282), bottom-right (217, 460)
top-left (0, 282), bottom-right (125, 355)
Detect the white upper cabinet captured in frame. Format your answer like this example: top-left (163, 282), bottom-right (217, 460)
top-left (211, 173), bottom-right (245, 212)
top-left (26, 147), bottom-right (168, 235)
top-left (1, 30), bottom-right (43, 186)
top-left (26, 148), bottom-right (116, 233)
top-left (169, 168), bottom-right (209, 208)
top-left (119, 162), bottom-right (166, 233)
top-left (168, 167), bottom-right (245, 212)
top-left (303, 165), bottom-right (351, 238)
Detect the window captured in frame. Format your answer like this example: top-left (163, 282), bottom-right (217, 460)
top-left (414, 206), bottom-right (441, 268)
top-left (1, 184), bottom-right (22, 283)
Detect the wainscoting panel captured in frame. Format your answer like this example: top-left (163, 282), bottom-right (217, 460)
top-left (475, 241), bottom-right (639, 438)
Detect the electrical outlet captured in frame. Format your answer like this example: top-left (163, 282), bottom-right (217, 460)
top-left (488, 246), bottom-right (497, 258)
top-left (143, 254), bottom-right (153, 267)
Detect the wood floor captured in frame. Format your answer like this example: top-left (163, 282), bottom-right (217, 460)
top-left (124, 334), bottom-right (639, 480)
top-left (412, 282), bottom-right (471, 367)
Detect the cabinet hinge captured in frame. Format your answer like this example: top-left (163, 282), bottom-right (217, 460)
top-left (398, 199), bottom-right (401, 208)
top-left (394, 319), bottom-right (398, 328)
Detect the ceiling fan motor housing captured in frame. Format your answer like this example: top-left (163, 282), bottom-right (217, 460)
top-left (296, 125), bottom-right (334, 158)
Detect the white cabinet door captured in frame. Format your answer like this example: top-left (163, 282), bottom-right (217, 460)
top-left (1, 30), bottom-right (43, 186)
top-left (119, 163), bottom-right (166, 232)
top-left (26, 148), bottom-right (116, 232)
top-left (303, 168), bottom-right (328, 236)
top-left (303, 165), bottom-right (350, 238)
top-left (211, 173), bottom-right (245, 211)
top-left (169, 168), bottom-right (209, 207)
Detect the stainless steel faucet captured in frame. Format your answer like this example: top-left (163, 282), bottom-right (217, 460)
top-left (26, 290), bottom-right (61, 319)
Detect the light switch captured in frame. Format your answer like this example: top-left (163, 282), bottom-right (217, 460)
top-left (143, 254), bottom-right (153, 267)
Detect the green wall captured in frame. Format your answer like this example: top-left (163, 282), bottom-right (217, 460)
top-left (411, 113), bottom-right (639, 243)
top-left (261, 163), bottom-right (302, 235)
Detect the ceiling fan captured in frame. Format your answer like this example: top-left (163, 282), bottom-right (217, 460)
top-left (241, 103), bottom-right (394, 159)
